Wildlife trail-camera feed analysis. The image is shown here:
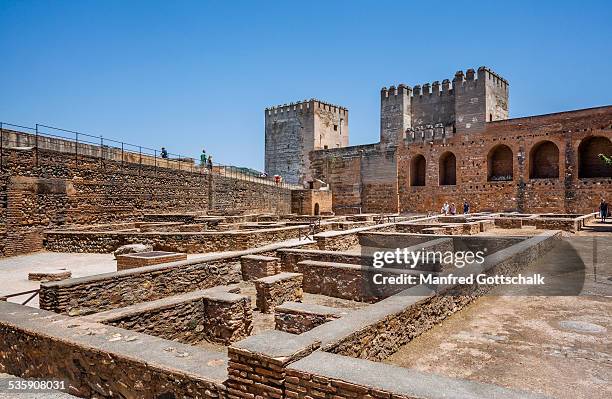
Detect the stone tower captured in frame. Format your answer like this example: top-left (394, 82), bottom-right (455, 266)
top-left (380, 66), bottom-right (509, 145)
top-left (264, 99), bottom-right (349, 185)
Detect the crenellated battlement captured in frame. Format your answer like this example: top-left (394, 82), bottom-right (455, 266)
top-left (380, 65), bottom-right (510, 143)
top-left (266, 99), bottom-right (348, 116)
top-left (384, 68), bottom-right (506, 100)
top-left (381, 84), bottom-right (411, 99)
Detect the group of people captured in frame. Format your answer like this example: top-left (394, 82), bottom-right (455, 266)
top-left (160, 147), bottom-right (212, 171)
top-left (200, 149), bottom-right (213, 170)
top-left (441, 200), bottom-right (470, 216)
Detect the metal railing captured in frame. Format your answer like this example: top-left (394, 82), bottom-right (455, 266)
top-left (0, 121), bottom-right (302, 189)
top-left (0, 289), bottom-right (40, 306)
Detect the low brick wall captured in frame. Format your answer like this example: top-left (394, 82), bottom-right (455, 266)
top-left (226, 331), bottom-right (320, 399)
top-left (39, 253), bottom-right (243, 315)
top-left (240, 255), bottom-right (280, 280)
top-left (285, 351), bottom-right (544, 399)
top-left (534, 218), bottom-right (578, 232)
top-left (255, 272), bottom-right (303, 313)
top-left (313, 222), bottom-right (396, 251)
top-left (275, 302), bottom-right (350, 334)
top-left (494, 217), bottom-right (524, 228)
top-left (0, 301), bottom-right (227, 398)
top-left (300, 231), bottom-right (561, 361)
top-left (278, 248), bottom-right (364, 273)
top-left (296, 260), bottom-right (420, 303)
top-left (44, 224), bottom-right (313, 254)
top-left (116, 251), bottom-right (187, 270)
top-left (280, 237), bottom-right (454, 273)
top-left (81, 287), bottom-right (252, 345)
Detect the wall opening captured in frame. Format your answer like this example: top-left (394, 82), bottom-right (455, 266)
top-left (314, 203), bottom-right (320, 215)
top-left (529, 140), bottom-right (559, 179)
top-left (439, 151), bottom-right (456, 185)
top-left (487, 144), bottom-right (513, 181)
top-left (410, 154), bottom-right (426, 186)
top-left (578, 136), bottom-right (612, 178)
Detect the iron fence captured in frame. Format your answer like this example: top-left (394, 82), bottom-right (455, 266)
top-left (0, 121), bottom-right (301, 190)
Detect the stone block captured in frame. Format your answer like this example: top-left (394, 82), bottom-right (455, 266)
top-left (240, 255), bottom-right (280, 280)
top-left (116, 251), bottom-right (187, 270)
top-left (28, 269), bottom-right (72, 282)
top-left (275, 302), bottom-right (350, 334)
top-left (255, 273), bottom-right (303, 313)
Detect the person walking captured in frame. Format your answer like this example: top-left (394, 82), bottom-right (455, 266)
top-left (463, 200), bottom-right (470, 214)
top-left (600, 198), bottom-right (608, 222)
top-left (450, 202), bottom-right (457, 215)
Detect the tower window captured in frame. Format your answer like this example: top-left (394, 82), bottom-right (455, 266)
top-left (334, 124), bottom-right (338, 131)
top-left (489, 113), bottom-right (493, 122)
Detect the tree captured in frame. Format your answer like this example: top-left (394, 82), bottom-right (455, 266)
top-left (599, 153), bottom-right (612, 166)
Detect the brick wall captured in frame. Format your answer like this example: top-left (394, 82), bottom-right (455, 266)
top-left (311, 106), bottom-right (612, 215)
top-left (44, 224), bottom-right (310, 254)
top-left (0, 143), bottom-right (292, 257)
top-left (0, 301), bottom-right (227, 398)
top-left (81, 288), bottom-right (252, 345)
top-left (39, 255), bottom-right (242, 314)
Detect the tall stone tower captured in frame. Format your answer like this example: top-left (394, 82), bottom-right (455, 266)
top-left (264, 99), bottom-right (349, 185)
top-left (380, 66), bottom-right (509, 145)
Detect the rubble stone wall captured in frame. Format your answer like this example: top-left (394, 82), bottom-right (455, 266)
top-left (0, 143), bottom-right (291, 257)
top-left (39, 255), bottom-right (242, 315)
top-left (44, 224), bottom-right (306, 254)
top-left (0, 302), bottom-right (227, 399)
top-left (81, 288), bottom-right (252, 345)
top-left (254, 272), bottom-right (303, 313)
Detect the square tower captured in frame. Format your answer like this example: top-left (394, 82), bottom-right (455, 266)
top-left (264, 99), bottom-right (349, 184)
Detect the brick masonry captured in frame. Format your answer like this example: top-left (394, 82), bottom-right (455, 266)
top-left (274, 302), bottom-right (349, 334)
top-left (39, 255), bottom-right (242, 315)
top-left (311, 104), bottom-right (612, 215)
top-left (240, 254), bottom-right (281, 281)
top-left (0, 141), bottom-right (292, 257)
top-left (254, 272), bottom-right (304, 314)
top-left (81, 288), bottom-right (252, 345)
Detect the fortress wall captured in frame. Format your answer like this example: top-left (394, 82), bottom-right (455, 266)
top-left (310, 143), bottom-right (398, 214)
top-left (400, 106), bottom-right (612, 214)
top-left (0, 144), bottom-right (291, 257)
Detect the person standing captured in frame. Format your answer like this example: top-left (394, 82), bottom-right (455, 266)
top-left (441, 201), bottom-right (450, 216)
top-left (463, 200), bottom-right (470, 214)
top-left (450, 203), bottom-right (457, 215)
top-left (600, 199), bottom-right (608, 222)
top-left (200, 149), bottom-right (207, 166)
top-left (207, 155), bottom-right (213, 171)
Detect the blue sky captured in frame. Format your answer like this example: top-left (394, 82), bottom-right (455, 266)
top-left (1, 0), bottom-right (611, 170)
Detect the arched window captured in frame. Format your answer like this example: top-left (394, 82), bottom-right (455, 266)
top-left (314, 203), bottom-right (320, 215)
top-left (578, 136), bottom-right (612, 178)
top-left (410, 154), bottom-right (426, 186)
top-left (487, 144), bottom-right (513, 181)
top-left (439, 152), bottom-right (456, 185)
top-left (529, 141), bottom-right (559, 179)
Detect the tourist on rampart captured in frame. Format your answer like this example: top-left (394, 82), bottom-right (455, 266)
top-left (160, 147), bottom-right (168, 159)
top-left (600, 199), bottom-right (608, 222)
top-left (463, 201), bottom-right (470, 214)
top-left (200, 149), bottom-right (207, 166)
top-left (450, 203), bottom-right (457, 215)
top-left (207, 155), bottom-right (213, 171)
